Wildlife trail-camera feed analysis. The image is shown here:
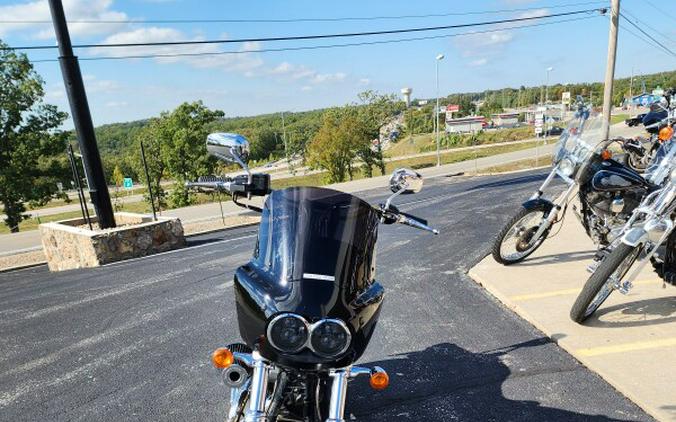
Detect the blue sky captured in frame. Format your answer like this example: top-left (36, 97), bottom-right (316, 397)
top-left (1, 0), bottom-right (674, 128)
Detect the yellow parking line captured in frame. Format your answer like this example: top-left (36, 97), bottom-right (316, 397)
top-left (509, 279), bottom-right (661, 302)
top-left (576, 338), bottom-right (676, 357)
top-left (510, 288), bottom-right (580, 301)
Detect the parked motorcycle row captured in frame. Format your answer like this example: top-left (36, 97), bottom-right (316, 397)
top-left (492, 92), bottom-right (676, 323)
top-left (183, 92), bottom-right (674, 421)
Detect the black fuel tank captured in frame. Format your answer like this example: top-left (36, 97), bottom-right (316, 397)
top-left (591, 160), bottom-right (650, 192)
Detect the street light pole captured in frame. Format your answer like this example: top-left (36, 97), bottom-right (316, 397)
top-left (47, 0), bottom-right (115, 229)
top-left (544, 67), bottom-right (553, 136)
top-left (435, 54), bottom-right (444, 167)
top-left (544, 67), bottom-right (553, 104)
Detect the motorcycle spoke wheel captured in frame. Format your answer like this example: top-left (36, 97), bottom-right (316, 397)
top-left (492, 206), bottom-right (550, 265)
top-left (570, 243), bottom-right (640, 323)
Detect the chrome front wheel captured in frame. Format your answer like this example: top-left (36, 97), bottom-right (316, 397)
top-left (492, 205), bottom-right (551, 265)
top-left (570, 243), bottom-right (641, 323)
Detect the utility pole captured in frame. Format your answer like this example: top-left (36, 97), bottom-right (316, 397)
top-left (601, 0), bottom-right (621, 141)
top-left (48, 0), bottom-right (116, 229)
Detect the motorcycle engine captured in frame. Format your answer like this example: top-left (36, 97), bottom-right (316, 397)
top-left (585, 191), bottom-right (642, 219)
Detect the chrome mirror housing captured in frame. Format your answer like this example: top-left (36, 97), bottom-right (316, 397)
top-left (207, 133), bottom-right (250, 166)
top-left (389, 168), bottom-right (423, 194)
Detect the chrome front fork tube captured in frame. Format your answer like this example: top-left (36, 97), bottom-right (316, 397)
top-left (244, 352), bottom-right (270, 422)
top-left (531, 182), bottom-right (578, 242)
top-left (325, 370), bottom-right (349, 422)
top-left (529, 167), bottom-right (557, 200)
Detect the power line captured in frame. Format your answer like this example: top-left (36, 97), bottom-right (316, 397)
top-left (619, 12), bottom-right (676, 58)
top-left (0, 1), bottom-right (608, 24)
top-left (643, 0), bottom-right (676, 23)
top-left (4, 8), bottom-right (606, 51)
top-left (22, 15), bottom-right (599, 63)
top-left (622, 8), bottom-right (676, 46)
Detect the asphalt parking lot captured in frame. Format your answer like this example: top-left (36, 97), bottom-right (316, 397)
top-left (0, 170), bottom-right (653, 421)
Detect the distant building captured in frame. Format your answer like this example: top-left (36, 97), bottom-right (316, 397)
top-left (491, 112), bottom-right (520, 127)
top-left (445, 116), bottom-right (486, 133)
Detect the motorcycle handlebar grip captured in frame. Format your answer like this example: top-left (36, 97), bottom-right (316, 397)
top-left (398, 214), bottom-right (439, 235)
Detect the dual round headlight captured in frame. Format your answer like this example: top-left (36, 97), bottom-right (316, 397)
top-left (267, 313), bottom-right (351, 358)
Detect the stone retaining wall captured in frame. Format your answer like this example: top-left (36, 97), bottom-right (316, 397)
top-left (40, 212), bottom-right (185, 271)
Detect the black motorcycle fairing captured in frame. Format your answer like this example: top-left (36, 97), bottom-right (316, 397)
top-left (232, 187), bottom-right (385, 369)
top-left (251, 186), bottom-right (380, 291)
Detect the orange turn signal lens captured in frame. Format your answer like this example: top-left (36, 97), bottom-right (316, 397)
top-left (369, 371), bottom-right (389, 390)
top-left (601, 149), bottom-right (612, 160)
top-left (659, 126), bottom-right (674, 142)
top-left (211, 347), bottom-right (234, 368)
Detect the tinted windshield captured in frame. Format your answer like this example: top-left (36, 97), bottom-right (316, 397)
top-left (252, 187), bottom-right (380, 289)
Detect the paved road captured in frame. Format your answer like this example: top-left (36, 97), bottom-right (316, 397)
top-left (0, 171), bottom-right (652, 421)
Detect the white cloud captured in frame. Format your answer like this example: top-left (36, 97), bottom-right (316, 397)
top-left (469, 58), bottom-right (488, 67)
top-left (358, 78), bottom-right (371, 86)
top-left (300, 86), bottom-right (313, 92)
top-left (0, 0), bottom-right (128, 39)
top-left (266, 62), bottom-right (347, 85)
top-left (311, 72), bottom-right (346, 84)
top-left (453, 8), bottom-right (549, 57)
top-left (90, 27), bottom-right (264, 74)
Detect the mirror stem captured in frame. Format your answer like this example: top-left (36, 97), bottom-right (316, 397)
top-left (384, 188), bottom-right (405, 211)
top-left (214, 152), bottom-right (252, 184)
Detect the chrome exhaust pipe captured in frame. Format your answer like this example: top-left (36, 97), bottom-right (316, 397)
top-left (223, 364), bottom-right (249, 388)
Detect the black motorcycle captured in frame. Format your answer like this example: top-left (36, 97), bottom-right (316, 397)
top-left (492, 103), bottom-right (658, 265)
top-left (188, 133), bottom-right (438, 422)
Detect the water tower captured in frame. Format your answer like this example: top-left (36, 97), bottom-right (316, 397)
top-left (401, 87), bottom-right (412, 107)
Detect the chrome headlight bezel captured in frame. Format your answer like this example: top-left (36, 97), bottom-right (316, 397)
top-left (309, 319), bottom-right (352, 358)
top-left (558, 157), bottom-right (576, 177)
top-left (266, 314), bottom-right (352, 358)
top-left (267, 313), bottom-right (310, 353)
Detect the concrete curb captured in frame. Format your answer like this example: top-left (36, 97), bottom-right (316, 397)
top-left (0, 261), bottom-right (47, 273)
top-left (184, 221), bottom-right (261, 238)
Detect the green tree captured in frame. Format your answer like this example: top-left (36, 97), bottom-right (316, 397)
top-left (306, 108), bottom-right (357, 183)
top-left (0, 41), bottom-right (69, 232)
top-left (355, 90), bottom-right (404, 176)
top-left (132, 119), bottom-right (168, 212)
top-left (111, 164), bottom-right (124, 211)
top-left (133, 101), bottom-right (224, 208)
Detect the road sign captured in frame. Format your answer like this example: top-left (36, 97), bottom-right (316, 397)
top-left (123, 178), bottom-right (133, 189)
top-left (534, 112), bottom-right (545, 136)
top-left (446, 104), bottom-right (460, 112)
top-left (561, 92), bottom-right (571, 105)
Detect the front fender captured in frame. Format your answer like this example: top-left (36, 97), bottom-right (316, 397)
top-left (522, 198), bottom-right (555, 214)
top-left (622, 227), bottom-right (648, 247)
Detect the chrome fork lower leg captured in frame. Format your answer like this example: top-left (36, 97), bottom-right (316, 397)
top-left (325, 369), bottom-right (349, 422)
top-left (244, 353), bottom-right (270, 422)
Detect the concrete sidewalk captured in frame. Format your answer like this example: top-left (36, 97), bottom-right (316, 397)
top-left (469, 209), bottom-right (676, 421)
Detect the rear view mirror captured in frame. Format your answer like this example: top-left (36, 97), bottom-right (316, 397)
top-left (389, 168), bottom-right (424, 194)
top-left (207, 133), bottom-right (250, 167)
